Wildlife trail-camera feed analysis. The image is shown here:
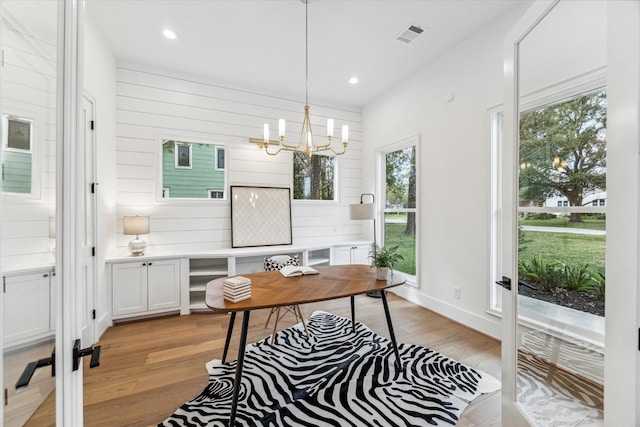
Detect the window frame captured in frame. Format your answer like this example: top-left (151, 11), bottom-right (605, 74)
top-left (291, 151), bottom-right (339, 203)
top-left (376, 134), bottom-right (419, 288)
top-left (215, 146), bottom-right (225, 171)
top-left (175, 143), bottom-right (192, 169)
top-left (1, 111), bottom-right (42, 198)
top-left (157, 135), bottom-right (228, 202)
top-left (2, 115), bottom-right (33, 153)
top-left (488, 68), bottom-right (607, 329)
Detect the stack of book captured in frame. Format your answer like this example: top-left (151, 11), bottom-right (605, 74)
top-left (223, 276), bottom-right (251, 303)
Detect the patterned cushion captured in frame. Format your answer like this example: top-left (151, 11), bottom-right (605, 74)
top-left (264, 255), bottom-right (300, 271)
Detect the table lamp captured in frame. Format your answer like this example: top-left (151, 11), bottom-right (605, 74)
top-left (123, 215), bottom-right (150, 256)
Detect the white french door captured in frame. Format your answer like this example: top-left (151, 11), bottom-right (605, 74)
top-left (501, 1), bottom-right (640, 426)
top-left (1, 0), bottom-right (85, 425)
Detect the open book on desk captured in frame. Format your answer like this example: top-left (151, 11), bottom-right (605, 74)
top-left (279, 265), bottom-right (319, 277)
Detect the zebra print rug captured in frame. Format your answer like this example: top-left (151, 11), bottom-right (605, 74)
top-left (159, 311), bottom-right (500, 426)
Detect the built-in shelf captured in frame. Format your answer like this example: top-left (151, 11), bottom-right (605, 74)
top-left (107, 241), bottom-right (373, 317)
top-left (189, 267), bottom-right (228, 276)
top-left (308, 257), bottom-right (330, 266)
top-left (187, 257), bottom-right (229, 313)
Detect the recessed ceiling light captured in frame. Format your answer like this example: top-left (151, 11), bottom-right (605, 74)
top-left (349, 76), bottom-right (359, 85)
top-left (162, 29), bottom-right (177, 40)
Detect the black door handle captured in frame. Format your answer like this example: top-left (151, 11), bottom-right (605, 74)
top-left (16, 348), bottom-right (55, 389)
top-left (73, 339), bottom-right (101, 371)
top-left (495, 276), bottom-right (511, 291)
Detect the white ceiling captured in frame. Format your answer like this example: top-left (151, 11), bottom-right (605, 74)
top-left (86, 0), bottom-right (530, 107)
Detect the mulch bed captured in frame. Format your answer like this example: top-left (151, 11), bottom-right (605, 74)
top-left (518, 280), bottom-right (604, 317)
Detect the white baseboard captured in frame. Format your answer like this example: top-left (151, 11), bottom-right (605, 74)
top-left (97, 313), bottom-right (111, 340)
top-left (391, 285), bottom-right (502, 341)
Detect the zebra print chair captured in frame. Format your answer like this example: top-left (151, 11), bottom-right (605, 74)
top-left (263, 255), bottom-right (310, 342)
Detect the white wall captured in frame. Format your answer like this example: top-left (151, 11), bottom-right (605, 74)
top-left (84, 12), bottom-right (117, 336)
top-left (362, 8), bottom-right (529, 339)
top-left (0, 3), bottom-right (58, 270)
top-left (112, 63), bottom-right (365, 256)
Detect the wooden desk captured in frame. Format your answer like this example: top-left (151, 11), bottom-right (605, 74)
top-left (206, 264), bottom-right (406, 426)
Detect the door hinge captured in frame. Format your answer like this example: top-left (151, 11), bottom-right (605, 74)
top-left (92, 247), bottom-right (96, 257)
top-left (90, 120), bottom-right (95, 130)
top-left (3, 276), bottom-right (5, 293)
top-left (4, 388), bottom-right (7, 406)
top-left (638, 328), bottom-right (640, 352)
top-left (92, 309), bottom-right (97, 320)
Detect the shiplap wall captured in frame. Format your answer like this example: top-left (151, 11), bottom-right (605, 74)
top-left (0, 12), bottom-right (57, 269)
top-left (114, 63), bottom-right (366, 256)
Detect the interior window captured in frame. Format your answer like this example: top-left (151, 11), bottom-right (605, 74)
top-left (292, 152), bottom-right (336, 201)
top-left (2, 114), bottom-right (34, 194)
top-left (161, 138), bottom-right (227, 200)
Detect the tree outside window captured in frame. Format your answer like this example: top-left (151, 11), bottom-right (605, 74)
top-left (292, 153), bottom-right (335, 200)
top-left (383, 144), bottom-right (417, 276)
top-left (517, 89), bottom-right (606, 316)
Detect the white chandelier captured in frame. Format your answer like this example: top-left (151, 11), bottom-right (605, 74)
top-left (249, 0), bottom-right (348, 159)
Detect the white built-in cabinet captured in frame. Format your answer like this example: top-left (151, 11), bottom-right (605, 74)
top-left (3, 269), bottom-right (56, 347)
top-left (111, 259), bottom-right (181, 319)
top-left (332, 244), bottom-right (370, 265)
top-left (107, 242), bottom-right (372, 320)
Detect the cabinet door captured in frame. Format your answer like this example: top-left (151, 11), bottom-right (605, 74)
top-left (112, 262), bottom-right (147, 317)
top-left (4, 272), bottom-right (51, 345)
top-left (332, 246), bottom-right (352, 265)
top-left (351, 246), bottom-right (370, 265)
top-left (147, 259), bottom-right (180, 311)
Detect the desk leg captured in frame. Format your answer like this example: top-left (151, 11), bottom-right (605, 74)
top-left (380, 291), bottom-right (401, 369)
top-left (350, 296), bottom-right (356, 333)
top-left (229, 310), bottom-right (250, 426)
top-left (222, 312), bottom-right (237, 364)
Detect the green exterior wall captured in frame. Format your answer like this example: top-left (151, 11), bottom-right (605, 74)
top-left (162, 142), bottom-right (225, 198)
top-left (2, 151), bottom-right (32, 193)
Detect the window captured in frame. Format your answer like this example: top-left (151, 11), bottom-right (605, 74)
top-left (208, 190), bottom-right (224, 199)
top-left (215, 146), bottom-right (225, 170)
top-left (379, 136), bottom-right (418, 280)
top-left (160, 138), bottom-right (227, 200)
top-left (292, 152), bottom-right (336, 201)
top-left (175, 143), bottom-right (192, 168)
top-left (2, 114), bottom-right (34, 194)
top-left (490, 87), bottom-right (606, 318)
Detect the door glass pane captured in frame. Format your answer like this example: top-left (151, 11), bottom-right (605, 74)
top-left (383, 145), bottom-right (416, 276)
top-left (516, 2), bottom-right (605, 424)
top-left (2, 0), bottom-right (58, 424)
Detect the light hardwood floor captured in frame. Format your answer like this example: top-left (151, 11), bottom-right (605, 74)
top-left (24, 293), bottom-right (502, 426)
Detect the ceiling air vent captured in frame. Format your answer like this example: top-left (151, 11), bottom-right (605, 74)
top-left (395, 24), bottom-right (425, 44)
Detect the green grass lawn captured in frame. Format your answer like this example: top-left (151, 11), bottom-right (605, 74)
top-left (519, 231), bottom-right (606, 270)
top-left (380, 213), bottom-right (605, 275)
top-left (383, 216), bottom-right (416, 275)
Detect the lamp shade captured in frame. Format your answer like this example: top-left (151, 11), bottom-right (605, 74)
top-left (349, 203), bottom-right (375, 221)
top-left (123, 215), bottom-right (150, 236)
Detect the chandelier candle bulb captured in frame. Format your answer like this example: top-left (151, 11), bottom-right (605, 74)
top-left (278, 119), bottom-right (285, 139)
top-left (327, 119), bottom-right (334, 139)
top-left (342, 125), bottom-right (349, 144)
